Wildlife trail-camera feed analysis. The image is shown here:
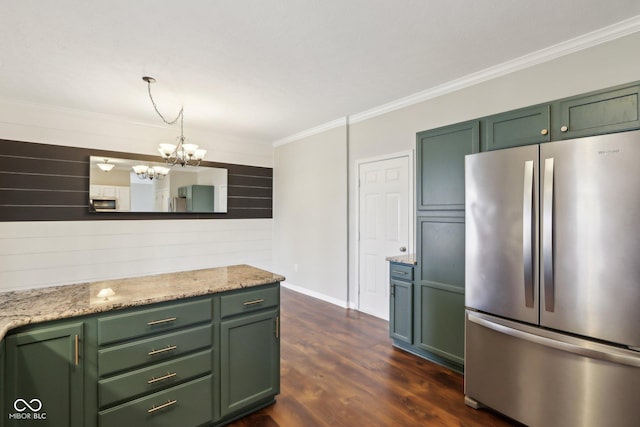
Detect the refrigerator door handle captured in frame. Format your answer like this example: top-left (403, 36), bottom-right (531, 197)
top-left (468, 312), bottom-right (640, 368)
top-left (522, 160), bottom-right (535, 308)
top-left (543, 157), bottom-right (555, 312)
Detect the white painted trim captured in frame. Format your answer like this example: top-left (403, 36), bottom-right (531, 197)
top-left (354, 151), bottom-right (414, 316)
top-left (281, 281), bottom-right (348, 308)
top-left (272, 117), bottom-right (348, 147)
top-left (272, 15), bottom-right (640, 144)
top-left (350, 15), bottom-right (640, 124)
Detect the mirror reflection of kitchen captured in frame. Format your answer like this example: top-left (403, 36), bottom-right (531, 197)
top-left (89, 156), bottom-right (228, 213)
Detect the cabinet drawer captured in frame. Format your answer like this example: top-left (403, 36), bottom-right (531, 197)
top-left (98, 298), bottom-right (212, 345)
top-left (220, 285), bottom-right (279, 318)
top-left (390, 263), bottom-right (414, 281)
top-left (99, 324), bottom-right (212, 377)
top-left (99, 349), bottom-right (212, 408)
top-left (99, 375), bottom-right (212, 427)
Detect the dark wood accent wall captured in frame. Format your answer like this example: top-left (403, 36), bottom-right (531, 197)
top-left (0, 139), bottom-right (272, 221)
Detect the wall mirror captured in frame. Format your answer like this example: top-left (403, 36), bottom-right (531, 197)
top-left (89, 156), bottom-right (228, 213)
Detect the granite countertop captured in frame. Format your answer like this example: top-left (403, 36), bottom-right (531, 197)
top-left (0, 264), bottom-right (285, 341)
top-left (385, 253), bottom-right (416, 265)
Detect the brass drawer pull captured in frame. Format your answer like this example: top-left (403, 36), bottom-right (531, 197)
top-left (147, 399), bottom-right (177, 414)
top-left (147, 317), bottom-right (177, 326)
top-left (74, 334), bottom-right (80, 366)
top-left (148, 345), bottom-right (177, 356)
top-left (243, 299), bottom-right (265, 306)
top-left (147, 372), bottom-right (177, 384)
top-left (392, 270), bottom-right (408, 275)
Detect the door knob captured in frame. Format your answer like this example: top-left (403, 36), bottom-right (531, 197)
top-left (399, 246), bottom-right (407, 252)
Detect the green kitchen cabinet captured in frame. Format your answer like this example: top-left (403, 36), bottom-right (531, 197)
top-left (389, 263), bottom-right (413, 344)
top-left (483, 104), bottom-right (551, 150)
top-left (414, 216), bottom-right (465, 371)
top-left (4, 321), bottom-right (84, 427)
top-left (553, 83), bottom-right (640, 140)
top-left (416, 120), bottom-right (480, 211)
top-left (220, 308), bottom-right (280, 419)
top-left (415, 283), bottom-right (465, 367)
top-left (1, 339), bottom-right (4, 427)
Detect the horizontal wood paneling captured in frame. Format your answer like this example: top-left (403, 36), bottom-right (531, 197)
top-left (0, 138), bottom-right (272, 221)
top-left (0, 219), bottom-right (273, 291)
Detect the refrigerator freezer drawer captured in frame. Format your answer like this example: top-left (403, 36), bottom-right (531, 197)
top-left (465, 311), bottom-right (640, 427)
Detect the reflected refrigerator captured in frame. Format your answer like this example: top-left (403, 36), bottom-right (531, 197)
top-left (464, 130), bottom-right (640, 427)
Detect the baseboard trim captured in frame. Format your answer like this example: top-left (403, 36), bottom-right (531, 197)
top-left (281, 281), bottom-right (348, 309)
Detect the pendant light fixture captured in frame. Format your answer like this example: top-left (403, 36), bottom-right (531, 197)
top-left (96, 159), bottom-right (115, 172)
top-left (142, 76), bottom-right (206, 167)
top-left (131, 164), bottom-right (170, 181)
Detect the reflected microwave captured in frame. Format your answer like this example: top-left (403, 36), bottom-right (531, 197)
top-left (90, 197), bottom-right (118, 212)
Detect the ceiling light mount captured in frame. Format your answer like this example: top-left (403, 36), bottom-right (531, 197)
top-left (143, 76), bottom-right (206, 167)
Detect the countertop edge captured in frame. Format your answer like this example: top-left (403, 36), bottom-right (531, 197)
top-left (385, 254), bottom-right (417, 265)
top-left (0, 265), bottom-right (285, 341)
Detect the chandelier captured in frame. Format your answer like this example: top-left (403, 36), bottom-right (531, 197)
top-left (131, 164), bottom-right (170, 180)
top-left (97, 159), bottom-right (115, 172)
top-left (143, 76), bottom-right (206, 167)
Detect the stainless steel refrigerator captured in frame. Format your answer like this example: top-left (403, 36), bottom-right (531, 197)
top-left (464, 130), bottom-right (640, 427)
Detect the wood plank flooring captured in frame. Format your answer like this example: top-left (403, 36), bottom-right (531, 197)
top-left (228, 288), bottom-right (520, 427)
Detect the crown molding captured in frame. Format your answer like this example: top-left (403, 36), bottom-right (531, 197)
top-left (272, 117), bottom-right (348, 147)
top-left (350, 15), bottom-right (640, 125)
top-left (273, 14), bottom-right (640, 146)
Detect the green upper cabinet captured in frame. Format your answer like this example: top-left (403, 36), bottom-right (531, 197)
top-left (417, 120), bottom-right (480, 210)
top-left (483, 105), bottom-right (551, 151)
top-left (5, 321), bottom-right (84, 427)
top-left (554, 83), bottom-right (640, 140)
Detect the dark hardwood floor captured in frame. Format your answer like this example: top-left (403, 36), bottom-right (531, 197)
top-left (228, 288), bottom-right (519, 427)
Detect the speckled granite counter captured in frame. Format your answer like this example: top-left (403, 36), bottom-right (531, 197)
top-left (385, 254), bottom-right (416, 265)
top-left (0, 264), bottom-right (285, 340)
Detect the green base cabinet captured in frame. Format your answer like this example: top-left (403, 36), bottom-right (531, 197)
top-left (414, 216), bottom-right (465, 371)
top-left (220, 309), bottom-right (280, 418)
top-left (218, 284), bottom-right (280, 423)
top-left (4, 321), bottom-right (84, 427)
top-left (1, 339), bottom-right (5, 427)
top-left (2, 282), bottom-right (281, 427)
top-left (415, 283), bottom-right (464, 366)
top-left (389, 263), bottom-right (413, 344)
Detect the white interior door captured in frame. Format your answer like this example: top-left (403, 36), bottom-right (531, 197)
top-left (358, 155), bottom-right (411, 320)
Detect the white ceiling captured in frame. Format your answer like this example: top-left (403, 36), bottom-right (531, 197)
top-left (1, 1), bottom-right (639, 144)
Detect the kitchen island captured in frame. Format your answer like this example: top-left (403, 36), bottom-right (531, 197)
top-left (0, 264), bottom-right (284, 427)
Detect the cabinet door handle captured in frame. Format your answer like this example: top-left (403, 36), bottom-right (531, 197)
top-left (391, 270), bottom-right (408, 275)
top-left (147, 372), bottom-right (177, 384)
top-left (541, 128), bottom-right (549, 135)
top-left (74, 334), bottom-right (80, 366)
top-left (148, 345), bottom-right (177, 356)
top-left (560, 125), bottom-right (568, 132)
top-left (243, 299), bottom-right (265, 306)
top-left (147, 317), bottom-right (177, 326)
top-left (276, 315), bottom-right (280, 339)
top-left (147, 399), bottom-right (177, 414)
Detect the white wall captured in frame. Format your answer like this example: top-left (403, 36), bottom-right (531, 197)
top-left (346, 31), bottom-right (640, 306)
top-left (273, 125), bottom-right (348, 306)
top-left (272, 31), bottom-right (640, 308)
top-left (0, 101), bottom-right (274, 292)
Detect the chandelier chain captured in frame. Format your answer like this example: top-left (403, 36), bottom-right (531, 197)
top-left (146, 80), bottom-right (184, 135)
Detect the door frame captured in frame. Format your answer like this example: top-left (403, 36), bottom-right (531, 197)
top-left (355, 150), bottom-right (414, 318)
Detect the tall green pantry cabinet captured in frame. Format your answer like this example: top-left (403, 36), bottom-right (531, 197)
top-left (413, 120), bottom-right (479, 372)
